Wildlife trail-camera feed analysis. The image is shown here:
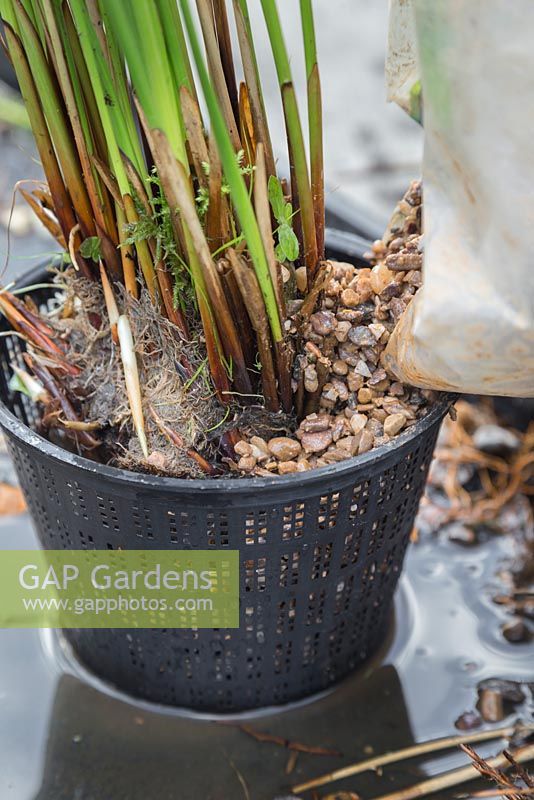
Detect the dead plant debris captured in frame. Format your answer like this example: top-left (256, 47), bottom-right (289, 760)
top-left (417, 398), bottom-right (534, 644)
top-left (238, 723), bottom-right (342, 758)
top-left (291, 724), bottom-right (529, 796)
top-left (461, 743), bottom-right (534, 800)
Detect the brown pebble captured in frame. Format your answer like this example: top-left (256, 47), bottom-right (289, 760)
top-left (335, 321), bottom-right (352, 342)
top-left (380, 281), bottom-right (403, 300)
top-left (295, 266), bottom-right (307, 293)
top-left (390, 382), bottom-right (405, 396)
top-left (366, 418), bottom-right (383, 437)
top-left (355, 360), bottom-right (372, 378)
top-left (305, 340), bottom-right (322, 359)
top-left (358, 429), bottom-right (374, 454)
top-left (372, 408), bottom-right (388, 423)
top-left (348, 326), bottom-right (376, 347)
top-left (386, 251), bottom-right (423, 271)
top-left (300, 413), bottom-right (331, 433)
top-left (332, 359), bottom-right (348, 376)
top-left (278, 461), bottom-right (299, 475)
top-left (238, 455), bottom-right (257, 472)
top-left (347, 372), bottom-right (364, 392)
top-left (502, 619), bottom-right (531, 643)
top-left (234, 441), bottom-right (253, 457)
top-left (371, 379), bottom-right (390, 392)
top-left (404, 269), bottom-right (423, 286)
top-left (350, 413), bottom-right (367, 435)
top-left (369, 323), bottom-right (386, 340)
top-left (369, 367), bottom-right (387, 385)
top-left (250, 436), bottom-right (270, 457)
top-left (267, 437), bottom-right (302, 462)
top-left (338, 342), bottom-right (359, 366)
top-left (341, 287), bottom-right (361, 308)
top-left (370, 264), bottom-right (394, 294)
top-left (389, 297), bottom-right (408, 320)
top-left (478, 689), bottom-right (504, 722)
top-left (301, 429), bottom-right (333, 454)
top-left (384, 413), bottom-right (406, 437)
top-left (358, 388), bottom-right (373, 404)
top-left (331, 378), bottom-right (349, 402)
top-left (310, 310), bottom-right (336, 336)
top-left (455, 711), bottom-right (482, 731)
top-left (356, 275), bottom-right (373, 302)
top-left (323, 448), bottom-right (350, 464)
top-left (337, 436), bottom-right (360, 456)
top-left (304, 365), bottom-right (319, 393)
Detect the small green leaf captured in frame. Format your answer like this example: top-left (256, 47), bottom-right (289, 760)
top-left (284, 202), bottom-right (292, 222)
top-left (79, 236), bottom-right (102, 262)
top-left (275, 242), bottom-right (285, 262)
top-left (268, 175), bottom-right (285, 221)
top-left (8, 372), bottom-right (30, 398)
top-left (279, 223), bottom-right (299, 262)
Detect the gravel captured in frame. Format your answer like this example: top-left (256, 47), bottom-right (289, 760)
top-left (235, 182), bottom-right (435, 477)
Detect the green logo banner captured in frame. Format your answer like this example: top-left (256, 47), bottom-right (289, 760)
top-left (0, 550), bottom-right (239, 629)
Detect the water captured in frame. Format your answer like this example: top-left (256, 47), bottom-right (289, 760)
top-left (0, 513), bottom-right (532, 800)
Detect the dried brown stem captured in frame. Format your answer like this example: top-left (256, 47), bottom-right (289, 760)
top-left (363, 746), bottom-right (534, 800)
top-left (292, 725), bottom-right (522, 795)
top-left (232, 0), bottom-right (276, 179)
top-left (19, 189), bottom-right (66, 248)
top-left (24, 354), bottom-right (100, 450)
top-left (211, 0), bottom-right (239, 122)
top-left (149, 405), bottom-right (216, 475)
top-left (227, 248), bottom-right (279, 411)
top-left (238, 723), bottom-right (342, 757)
top-left (196, 0), bottom-right (241, 152)
top-left (180, 85), bottom-right (209, 187)
top-left (151, 129), bottom-right (251, 394)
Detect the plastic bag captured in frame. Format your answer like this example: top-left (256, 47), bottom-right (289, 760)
top-left (385, 0), bottom-right (420, 120)
top-left (384, 0), bottom-right (534, 397)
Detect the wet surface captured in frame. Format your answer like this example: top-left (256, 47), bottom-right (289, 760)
top-left (0, 5), bottom-right (530, 797)
top-left (0, 511), bottom-right (532, 800)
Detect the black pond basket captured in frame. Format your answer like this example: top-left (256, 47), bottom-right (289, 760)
top-left (0, 268), bottom-right (450, 712)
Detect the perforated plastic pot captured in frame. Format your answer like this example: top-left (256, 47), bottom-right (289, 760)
top-left (0, 266), bottom-right (451, 712)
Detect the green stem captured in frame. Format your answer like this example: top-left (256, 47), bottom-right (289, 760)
top-left (180, 0), bottom-right (282, 342)
top-left (155, 0), bottom-right (197, 101)
top-left (232, 0), bottom-right (276, 179)
top-left (260, 0), bottom-right (318, 277)
top-left (68, 0), bottom-right (131, 195)
top-left (102, 0), bottom-right (187, 166)
top-left (300, 0), bottom-right (324, 260)
top-left (1, 20), bottom-right (80, 253)
top-left (11, 0), bottom-right (96, 238)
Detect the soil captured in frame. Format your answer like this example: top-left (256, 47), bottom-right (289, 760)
top-left (23, 181), bottom-right (437, 479)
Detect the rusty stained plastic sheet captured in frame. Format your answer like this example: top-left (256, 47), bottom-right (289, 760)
top-left (384, 0), bottom-right (534, 397)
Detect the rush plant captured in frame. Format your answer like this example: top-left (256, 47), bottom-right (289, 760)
top-left (0, 0), bottom-right (325, 463)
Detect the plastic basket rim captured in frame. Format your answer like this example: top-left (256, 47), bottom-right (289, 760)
top-left (0, 262), bottom-right (453, 496)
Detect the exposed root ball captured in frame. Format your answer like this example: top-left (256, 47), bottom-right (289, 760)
top-left (54, 270), bottom-right (227, 477)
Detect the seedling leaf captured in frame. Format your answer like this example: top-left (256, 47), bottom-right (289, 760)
top-left (79, 236), bottom-right (102, 262)
top-left (279, 224), bottom-right (299, 262)
top-left (268, 175), bottom-right (285, 221)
